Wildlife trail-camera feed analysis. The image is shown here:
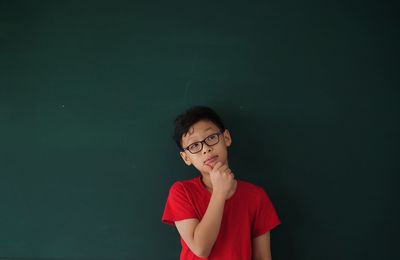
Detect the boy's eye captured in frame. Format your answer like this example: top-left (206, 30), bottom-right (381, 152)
top-left (207, 134), bottom-right (218, 141)
top-left (189, 142), bottom-right (201, 150)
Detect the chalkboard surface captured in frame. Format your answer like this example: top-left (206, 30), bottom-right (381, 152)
top-left (0, 1), bottom-right (399, 259)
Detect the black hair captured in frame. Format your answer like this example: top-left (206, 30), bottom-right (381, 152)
top-left (173, 106), bottom-right (226, 151)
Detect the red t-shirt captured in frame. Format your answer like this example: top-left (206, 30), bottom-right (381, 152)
top-left (162, 176), bottom-right (281, 260)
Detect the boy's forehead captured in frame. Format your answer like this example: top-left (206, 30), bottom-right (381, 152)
top-left (182, 120), bottom-right (219, 140)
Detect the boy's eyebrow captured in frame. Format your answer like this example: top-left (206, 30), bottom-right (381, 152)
top-left (202, 127), bottom-right (214, 133)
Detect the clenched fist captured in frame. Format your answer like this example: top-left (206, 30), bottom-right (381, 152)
top-left (207, 162), bottom-right (236, 199)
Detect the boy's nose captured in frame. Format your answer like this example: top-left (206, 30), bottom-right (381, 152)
top-left (202, 144), bottom-right (212, 154)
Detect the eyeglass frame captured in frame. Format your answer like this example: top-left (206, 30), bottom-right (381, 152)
top-left (181, 132), bottom-right (224, 154)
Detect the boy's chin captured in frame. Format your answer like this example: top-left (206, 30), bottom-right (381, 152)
top-left (197, 160), bottom-right (228, 173)
top-left (204, 160), bottom-right (225, 171)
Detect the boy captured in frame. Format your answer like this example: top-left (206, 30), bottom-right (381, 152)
top-left (162, 106), bottom-right (281, 260)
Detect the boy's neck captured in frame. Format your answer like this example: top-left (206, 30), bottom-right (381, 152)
top-left (201, 175), bottom-right (214, 192)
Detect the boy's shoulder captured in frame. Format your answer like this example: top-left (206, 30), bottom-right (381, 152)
top-left (237, 179), bottom-right (267, 196)
top-left (168, 176), bottom-right (201, 192)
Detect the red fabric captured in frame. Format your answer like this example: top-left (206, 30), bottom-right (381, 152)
top-left (162, 176), bottom-right (281, 260)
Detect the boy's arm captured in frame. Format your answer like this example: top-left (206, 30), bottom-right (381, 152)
top-left (252, 232), bottom-right (272, 260)
top-left (175, 192), bottom-right (226, 258)
top-left (175, 162), bottom-right (234, 258)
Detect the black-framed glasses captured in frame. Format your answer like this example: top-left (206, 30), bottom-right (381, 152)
top-left (182, 132), bottom-right (223, 154)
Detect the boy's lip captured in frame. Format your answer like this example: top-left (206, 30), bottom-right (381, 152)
top-left (204, 155), bottom-right (218, 164)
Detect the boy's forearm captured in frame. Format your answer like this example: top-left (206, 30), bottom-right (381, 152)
top-left (192, 192), bottom-right (226, 257)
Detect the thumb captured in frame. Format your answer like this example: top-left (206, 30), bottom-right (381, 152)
top-left (204, 163), bottom-right (214, 172)
top-left (204, 163), bottom-right (213, 172)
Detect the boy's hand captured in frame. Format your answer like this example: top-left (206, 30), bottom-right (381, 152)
top-left (208, 162), bottom-right (235, 199)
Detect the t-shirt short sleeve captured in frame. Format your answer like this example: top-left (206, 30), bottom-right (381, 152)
top-left (252, 187), bottom-right (281, 238)
top-left (162, 182), bottom-right (198, 225)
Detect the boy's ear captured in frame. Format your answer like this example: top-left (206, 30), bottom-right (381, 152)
top-left (223, 129), bottom-right (232, 147)
top-left (180, 151), bottom-right (192, 166)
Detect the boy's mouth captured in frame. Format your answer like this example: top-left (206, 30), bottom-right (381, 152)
top-left (204, 155), bottom-right (218, 166)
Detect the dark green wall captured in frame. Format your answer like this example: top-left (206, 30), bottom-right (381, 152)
top-left (0, 1), bottom-right (399, 259)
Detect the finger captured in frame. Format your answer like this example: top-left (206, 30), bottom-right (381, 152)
top-left (223, 171), bottom-right (232, 178)
top-left (218, 164), bottom-right (229, 172)
top-left (223, 168), bottom-right (233, 176)
top-left (224, 169), bottom-right (233, 176)
top-left (204, 163), bottom-right (213, 171)
top-left (211, 162), bottom-right (223, 171)
top-left (205, 160), bottom-right (220, 171)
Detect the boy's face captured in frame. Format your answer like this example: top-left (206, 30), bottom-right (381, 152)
top-left (179, 120), bottom-right (232, 174)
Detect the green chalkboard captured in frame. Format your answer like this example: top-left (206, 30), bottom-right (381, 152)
top-left (0, 1), bottom-right (399, 259)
